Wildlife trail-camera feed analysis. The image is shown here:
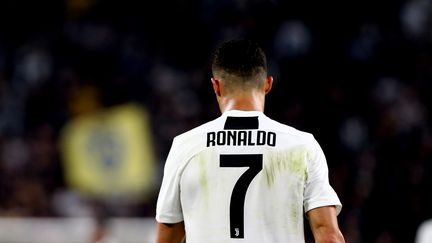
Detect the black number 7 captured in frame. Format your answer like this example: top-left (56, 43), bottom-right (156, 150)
top-left (220, 154), bottom-right (263, 239)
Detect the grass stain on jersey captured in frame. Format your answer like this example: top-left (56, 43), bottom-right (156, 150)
top-left (261, 146), bottom-right (308, 236)
top-left (198, 154), bottom-right (209, 207)
top-left (290, 203), bottom-right (302, 233)
top-left (264, 146), bottom-right (307, 188)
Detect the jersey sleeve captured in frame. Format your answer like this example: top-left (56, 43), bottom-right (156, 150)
top-left (303, 137), bottom-right (342, 215)
top-left (155, 137), bottom-right (185, 223)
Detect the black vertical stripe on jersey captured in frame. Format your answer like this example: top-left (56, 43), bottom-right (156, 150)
top-left (224, 116), bottom-right (259, 130)
top-left (220, 154), bottom-right (263, 239)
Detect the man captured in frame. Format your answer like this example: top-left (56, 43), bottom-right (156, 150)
top-left (155, 39), bottom-right (345, 243)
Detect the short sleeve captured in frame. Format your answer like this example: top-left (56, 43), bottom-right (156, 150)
top-left (155, 138), bottom-right (184, 223)
top-left (303, 137), bottom-right (342, 215)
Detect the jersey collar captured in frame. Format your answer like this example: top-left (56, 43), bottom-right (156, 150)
top-left (222, 110), bottom-right (264, 117)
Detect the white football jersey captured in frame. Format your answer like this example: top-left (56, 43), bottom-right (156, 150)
top-left (156, 110), bottom-right (342, 243)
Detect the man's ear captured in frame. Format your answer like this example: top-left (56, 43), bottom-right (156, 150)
top-left (264, 76), bottom-right (273, 94)
top-left (211, 78), bottom-right (222, 97)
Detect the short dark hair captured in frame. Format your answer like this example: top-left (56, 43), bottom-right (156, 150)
top-left (212, 39), bottom-right (267, 90)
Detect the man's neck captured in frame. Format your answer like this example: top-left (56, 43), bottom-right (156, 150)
top-left (219, 94), bottom-right (265, 113)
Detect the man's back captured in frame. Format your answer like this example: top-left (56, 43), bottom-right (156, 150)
top-left (156, 110), bottom-right (341, 243)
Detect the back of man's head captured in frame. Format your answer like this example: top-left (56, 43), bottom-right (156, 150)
top-left (212, 39), bottom-right (267, 92)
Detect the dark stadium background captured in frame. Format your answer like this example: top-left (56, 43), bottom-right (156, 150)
top-left (0, 0), bottom-right (431, 242)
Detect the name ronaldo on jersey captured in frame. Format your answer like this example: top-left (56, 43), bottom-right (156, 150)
top-left (206, 130), bottom-right (276, 147)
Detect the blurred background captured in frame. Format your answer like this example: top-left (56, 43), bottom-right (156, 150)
top-left (0, 0), bottom-right (431, 242)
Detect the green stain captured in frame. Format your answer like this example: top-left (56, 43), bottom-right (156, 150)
top-left (264, 146), bottom-right (308, 188)
top-left (198, 154), bottom-right (209, 205)
top-left (290, 203), bottom-right (300, 228)
top-left (262, 147), bottom-right (307, 235)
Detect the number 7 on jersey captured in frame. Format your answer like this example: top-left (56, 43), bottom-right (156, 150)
top-left (220, 154), bottom-right (263, 239)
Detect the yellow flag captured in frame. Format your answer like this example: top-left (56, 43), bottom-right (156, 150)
top-left (59, 103), bottom-right (156, 201)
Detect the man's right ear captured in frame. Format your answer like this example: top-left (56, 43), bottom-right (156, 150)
top-left (264, 76), bottom-right (273, 94)
top-left (211, 78), bottom-right (222, 97)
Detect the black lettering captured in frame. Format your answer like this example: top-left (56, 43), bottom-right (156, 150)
top-left (208, 130), bottom-right (276, 147)
top-left (238, 131), bottom-right (247, 145)
top-left (247, 131), bottom-right (255, 146)
top-left (268, 132), bottom-right (276, 146)
top-left (217, 131), bottom-right (226, 145)
top-left (228, 130), bottom-right (237, 146)
top-left (257, 131), bottom-right (266, 145)
top-left (207, 132), bottom-right (216, 147)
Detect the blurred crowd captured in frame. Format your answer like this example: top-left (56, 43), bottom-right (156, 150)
top-left (0, 0), bottom-right (432, 242)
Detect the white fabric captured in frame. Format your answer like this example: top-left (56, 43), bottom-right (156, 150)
top-left (415, 219), bottom-right (432, 243)
top-left (156, 110), bottom-right (342, 243)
